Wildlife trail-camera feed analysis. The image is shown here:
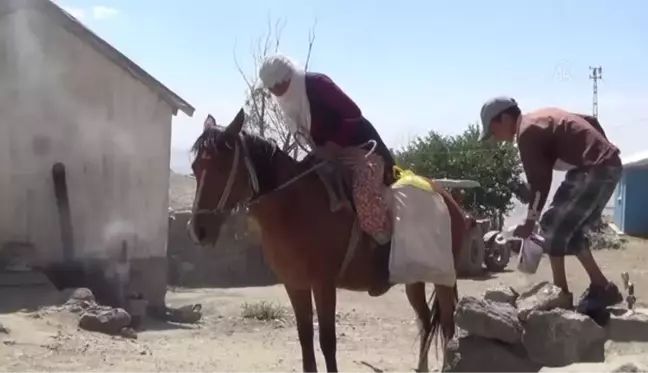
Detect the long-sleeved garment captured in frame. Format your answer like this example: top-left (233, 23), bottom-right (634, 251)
top-left (517, 107), bottom-right (620, 219)
top-left (305, 72), bottom-right (395, 184)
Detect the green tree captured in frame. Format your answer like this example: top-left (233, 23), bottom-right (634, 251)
top-left (395, 124), bottom-right (524, 219)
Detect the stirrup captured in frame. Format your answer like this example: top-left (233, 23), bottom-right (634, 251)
top-left (372, 232), bottom-right (391, 246)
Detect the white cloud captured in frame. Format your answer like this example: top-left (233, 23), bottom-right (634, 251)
top-left (92, 6), bottom-right (119, 20)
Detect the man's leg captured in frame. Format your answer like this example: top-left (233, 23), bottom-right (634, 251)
top-left (541, 169), bottom-right (600, 305)
top-left (568, 229), bottom-right (620, 305)
top-left (542, 168), bottom-right (622, 307)
top-left (540, 170), bottom-right (584, 294)
top-left (575, 171), bottom-right (623, 307)
top-left (548, 257), bottom-right (569, 292)
top-left (575, 237), bottom-right (608, 288)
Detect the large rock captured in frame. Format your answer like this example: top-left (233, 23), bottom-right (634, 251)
top-left (540, 361), bottom-right (647, 372)
top-left (443, 335), bottom-right (541, 372)
top-left (523, 309), bottom-right (607, 367)
top-left (606, 310), bottom-right (648, 342)
top-left (484, 286), bottom-right (519, 306)
top-left (0, 322), bottom-right (8, 334)
top-left (517, 282), bottom-right (572, 321)
top-left (455, 296), bottom-right (523, 344)
top-left (65, 287), bottom-right (95, 304)
top-left (79, 307), bottom-right (131, 335)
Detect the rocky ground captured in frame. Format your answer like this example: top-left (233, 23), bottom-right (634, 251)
top-left (2, 237), bottom-right (648, 372)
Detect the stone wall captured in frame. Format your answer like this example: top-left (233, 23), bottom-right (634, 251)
top-left (166, 211), bottom-right (277, 288)
top-left (444, 281), bottom-right (648, 372)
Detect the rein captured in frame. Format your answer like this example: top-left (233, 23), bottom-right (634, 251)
top-left (191, 134), bottom-right (326, 217)
top-left (191, 135), bottom-right (379, 217)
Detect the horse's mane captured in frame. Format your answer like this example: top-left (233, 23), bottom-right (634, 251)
top-left (191, 126), bottom-right (278, 158)
top-left (191, 127), bottom-right (305, 194)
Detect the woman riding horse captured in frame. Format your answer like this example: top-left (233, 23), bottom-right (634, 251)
top-left (190, 110), bottom-right (464, 372)
top-left (258, 55), bottom-right (396, 297)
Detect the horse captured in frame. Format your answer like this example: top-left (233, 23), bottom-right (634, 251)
top-left (187, 109), bottom-right (467, 372)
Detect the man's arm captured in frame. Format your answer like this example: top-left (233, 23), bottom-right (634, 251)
top-left (518, 132), bottom-right (553, 223)
top-left (308, 73), bottom-right (362, 146)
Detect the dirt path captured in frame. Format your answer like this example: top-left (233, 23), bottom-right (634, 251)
top-left (2, 238), bottom-right (648, 372)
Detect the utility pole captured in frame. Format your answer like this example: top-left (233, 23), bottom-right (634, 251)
top-left (589, 66), bottom-right (603, 118)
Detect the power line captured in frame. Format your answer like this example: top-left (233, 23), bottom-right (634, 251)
top-left (589, 66), bottom-right (603, 118)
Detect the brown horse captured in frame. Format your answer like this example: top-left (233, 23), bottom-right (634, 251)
top-left (188, 109), bottom-right (466, 372)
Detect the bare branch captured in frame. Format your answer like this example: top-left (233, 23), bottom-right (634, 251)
top-left (304, 18), bottom-right (317, 71)
top-left (234, 15), bottom-right (316, 155)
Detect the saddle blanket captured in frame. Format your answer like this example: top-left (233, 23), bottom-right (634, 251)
top-left (387, 171), bottom-right (456, 287)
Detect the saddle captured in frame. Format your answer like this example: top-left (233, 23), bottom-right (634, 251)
top-left (303, 154), bottom-right (356, 214)
top-left (300, 154), bottom-right (361, 281)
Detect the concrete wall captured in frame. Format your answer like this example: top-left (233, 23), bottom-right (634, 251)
top-left (0, 9), bottom-right (172, 265)
top-left (167, 211), bottom-right (277, 288)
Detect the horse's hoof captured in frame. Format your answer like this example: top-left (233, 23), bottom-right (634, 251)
top-left (368, 283), bottom-right (393, 297)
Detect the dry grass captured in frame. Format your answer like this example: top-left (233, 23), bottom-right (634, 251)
top-left (241, 301), bottom-right (287, 322)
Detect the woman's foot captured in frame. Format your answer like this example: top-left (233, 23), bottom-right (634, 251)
top-left (369, 241), bottom-right (393, 297)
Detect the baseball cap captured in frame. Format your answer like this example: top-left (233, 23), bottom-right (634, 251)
top-left (479, 96), bottom-right (519, 141)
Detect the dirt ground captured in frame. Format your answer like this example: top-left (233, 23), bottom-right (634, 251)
top-left (2, 238), bottom-right (648, 372)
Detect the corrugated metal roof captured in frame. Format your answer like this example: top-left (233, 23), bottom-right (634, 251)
top-left (622, 150), bottom-right (648, 169)
top-left (0, 0), bottom-right (195, 117)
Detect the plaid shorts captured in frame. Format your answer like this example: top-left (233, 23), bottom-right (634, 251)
top-left (540, 165), bottom-right (622, 257)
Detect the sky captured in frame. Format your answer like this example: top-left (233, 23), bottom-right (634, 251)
top-left (51, 0), bottom-right (647, 223)
top-left (53, 0), bottom-right (648, 150)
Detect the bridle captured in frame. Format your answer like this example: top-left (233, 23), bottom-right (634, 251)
top-left (191, 134), bottom-right (260, 218)
top-left (190, 134), bottom-right (327, 218)
top-left (188, 132), bottom-right (377, 241)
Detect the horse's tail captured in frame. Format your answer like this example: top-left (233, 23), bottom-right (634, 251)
top-left (422, 176), bottom-right (463, 352)
top-left (427, 282), bottom-right (459, 353)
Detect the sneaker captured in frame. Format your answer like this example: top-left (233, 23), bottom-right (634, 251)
top-left (579, 281), bottom-right (623, 308)
top-left (576, 297), bottom-right (612, 326)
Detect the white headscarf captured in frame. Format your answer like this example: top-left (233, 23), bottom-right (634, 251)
top-left (259, 55), bottom-right (312, 147)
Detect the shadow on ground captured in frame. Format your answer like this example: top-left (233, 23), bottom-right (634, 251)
top-left (0, 282), bottom-right (65, 314)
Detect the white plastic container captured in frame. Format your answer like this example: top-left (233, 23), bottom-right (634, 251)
top-left (517, 234), bottom-right (545, 274)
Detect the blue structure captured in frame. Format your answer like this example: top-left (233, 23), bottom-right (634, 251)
top-left (614, 151), bottom-right (648, 236)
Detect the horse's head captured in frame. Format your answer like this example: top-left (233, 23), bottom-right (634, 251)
top-left (187, 109), bottom-right (258, 246)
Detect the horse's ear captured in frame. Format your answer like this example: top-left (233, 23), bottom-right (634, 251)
top-left (225, 108), bottom-right (245, 136)
top-left (204, 114), bottom-right (217, 130)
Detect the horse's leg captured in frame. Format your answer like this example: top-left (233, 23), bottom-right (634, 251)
top-left (312, 282), bottom-right (338, 372)
top-left (405, 282), bottom-right (431, 373)
top-left (285, 285), bottom-right (317, 372)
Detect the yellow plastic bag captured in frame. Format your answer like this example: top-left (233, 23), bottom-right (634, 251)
top-left (392, 166), bottom-right (433, 192)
